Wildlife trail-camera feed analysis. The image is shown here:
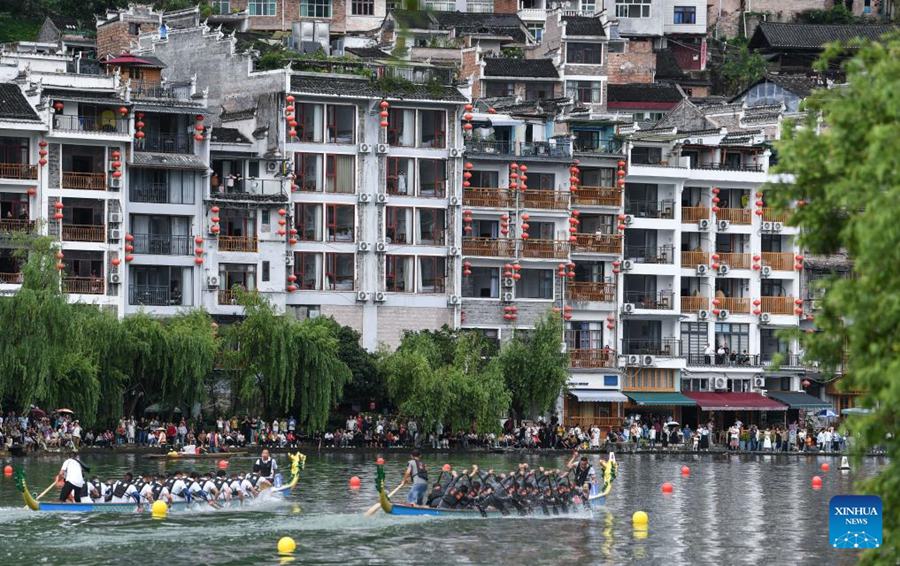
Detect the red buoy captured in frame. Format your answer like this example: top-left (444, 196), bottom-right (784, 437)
top-left (376, 457), bottom-right (385, 465)
top-left (349, 476), bottom-right (361, 489)
top-left (442, 464), bottom-right (451, 472)
top-left (217, 459), bottom-right (228, 470)
top-left (820, 463), bottom-right (830, 472)
top-left (680, 466), bottom-right (690, 476)
top-left (811, 476), bottom-right (823, 489)
top-left (3, 465), bottom-right (12, 476)
top-left (661, 482), bottom-right (674, 494)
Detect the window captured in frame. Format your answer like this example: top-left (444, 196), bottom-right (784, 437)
top-left (608, 41), bottom-right (625, 53)
top-left (386, 157), bottom-right (412, 195)
top-left (325, 253), bottom-right (354, 290)
top-left (261, 209), bottom-right (270, 232)
top-left (567, 81), bottom-right (603, 104)
top-left (527, 24), bottom-right (543, 42)
top-left (419, 256), bottom-right (446, 293)
top-left (325, 154), bottom-right (355, 193)
top-left (295, 153), bottom-right (322, 191)
top-left (386, 255), bottom-right (413, 292)
top-left (469, 170), bottom-right (498, 188)
top-left (418, 159), bottom-right (446, 197)
top-left (516, 269), bottom-right (553, 299)
top-left (301, 0), bottom-right (331, 17)
top-left (262, 261), bottom-right (270, 282)
top-left (566, 43), bottom-right (602, 65)
top-left (249, 0), bottom-right (276, 15)
top-left (295, 252), bottom-right (321, 290)
top-left (295, 103), bottom-right (323, 142)
top-left (351, 0), bottom-right (373, 15)
top-left (616, 0), bottom-right (651, 18)
top-left (680, 322), bottom-right (708, 360)
top-left (326, 105), bottom-right (354, 143)
top-left (387, 108), bottom-right (415, 147)
top-left (603, 375), bottom-right (618, 387)
top-left (528, 172), bottom-right (555, 190)
top-left (418, 110), bottom-right (446, 149)
top-left (631, 146), bottom-right (662, 165)
top-left (385, 207), bottom-right (411, 244)
top-left (673, 6), bottom-right (696, 24)
top-left (715, 323), bottom-right (750, 359)
top-left (295, 203), bottom-right (321, 241)
top-left (462, 266), bottom-right (499, 298)
top-left (210, 0), bottom-right (230, 14)
top-left (418, 209), bottom-right (445, 245)
top-left (326, 204), bottom-right (354, 242)
top-left (484, 81), bottom-right (515, 98)
top-left (580, 167), bottom-right (615, 187)
top-left (525, 82), bottom-right (554, 101)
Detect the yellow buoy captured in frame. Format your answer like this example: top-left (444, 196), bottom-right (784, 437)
top-left (633, 529), bottom-right (648, 540)
top-left (632, 511), bottom-right (648, 529)
top-left (151, 500), bottom-right (168, 519)
top-left (277, 536), bottom-right (297, 554)
top-left (167, 451), bottom-right (179, 458)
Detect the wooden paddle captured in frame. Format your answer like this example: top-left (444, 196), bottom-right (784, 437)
top-left (364, 481), bottom-right (405, 517)
top-left (35, 479), bottom-right (59, 501)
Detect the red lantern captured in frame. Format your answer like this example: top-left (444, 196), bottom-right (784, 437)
top-left (135, 131), bottom-right (145, 139)
top-left (53, 212), bottom-right (63, 220)
top-left (464, 162), bottom-right (474, 170)
top-left (712, 196), bottom-right (720, 204)
top-left (195, 236), bottom-right (204, 244)
top-left (463, 113), bottom-right (473, 121)
top-left (27, 187), bottom-right (36, 196)
top-left (53, 101), bottom-right (64, 112)
top-left (111, 258), bottom-right (121, 266)
top-left (211, 225), bottom-right (220, 234)
top-left (379, 111), bottom-right (388, 118)
top-left (194, 134), bottom-right (204, 142)
top-left (521, 213), bottom-right (530, 221)
top-left (712, 206), bottom-right (720, 213)
top-left (278, 219), bottom-right (287, 226)
top-left (111, 160), bottom-right (121, 169)
top-left (288, 274), bottom-right (298, 283)
top-left (510, 163), bottom-right (519, 170)
top-left (136, 121), bottom-right (145, 129)
top-left (288, 120), bottom-right (298, 128)
top-left (39, 159), bottom-right (48, 166)
top-left (38, 140), bottom-right (48, 148)
top-left (195, 247), bottom-right (204, 255)
top-left (288, 129), bottom-right (297, 137)
top-left (753, 299), bottom-right (761, 306)
top-left (211, 206), bottom-right (220, 213)
top-left (521, 233), bottom-right (529, 240)
top-left (380, 100), bottom-right (390, 109)
top-left (380, 121), bottom-right (389, 128)
top-left (287, 284), bottom-right (297, 293)
top-left (119, 106), bottom-right (128, 116)
top-left (463, 268), bottom-right (472, 276)
top-left (286, 95), bottom-right (295, 102)
top-left (125, 233), bottom-right (135, 242)
top-left (712, 187), bottom-right (720, 194)
top-left (56, 262), bottom-right (65, 271)
top-left (125, 244), bottom-right (134, 253)
top-left (194, 257), bottom-right (204, 265)
top-left (54, 201), bottom-right (64, 210)
top-left (753, 309), bottom-right (762, 315)
top-left (111, 170), bottom-right (122, 179)
top-left (794, 299), bottom-right (804, 305)
top-left (290, 228), bottom-right (298, 235)
top-left (463, 123), bottom-right (473, 131)
top-left (752, 264), bottom-right (761, 270)
top-left (464, 104), bottom-right (474, 112)
top-left (211, 216), bottom-right (221, 223)
top-left (125, 255), bottom-right (134, 262)
top-left (802, 379), bottom-right (811, 388)
top-left (755, 200), bottom-right (764, 207)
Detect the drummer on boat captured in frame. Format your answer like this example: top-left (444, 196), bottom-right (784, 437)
top-left (57, 450), bottom-right (89, 503)
top-left (252, 449), bottom-right (278, 484)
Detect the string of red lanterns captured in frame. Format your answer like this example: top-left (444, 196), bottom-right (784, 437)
top-left (520, 212), bottom-right (529, 240)
top-left (569, 161), bottom-right (580, 194)
top-left (752, 298), bottom-right (762, 316)
top-left (209, 205), bottom-right (220, 235)
top-left (124, 233), bottom-right (135, 262)
top-left (502, 305), bottom-right (518, 321)
top-left (135, 113), bottom-right (145, 140)
top-left (110, 148), bottom-right (122, 180)
top-left (194, 114), bottom-right (205, 143)
top-left (285, 95), bottom-right (297, 140)
top-left (711, 187), bottom-right (720, 214)
top-left (519, 164), bottom-right (528, 192)
top-left (499, 213), bottom-right (509, 236)
top-left (751, 254), bottom-right (762, 271)
top-left (754, 191), bottom-right (765, 216)
top-left (277, 208), bottom-right (288, 237)
top-left (379, 100), bottom-right (390, 129)
top-left (567, 212), bottom-right (579, 243)
top-left (462, 209), bottom-right (473, 234)
top-left (194, 235), bottom-right (204, 265)
top-left (462, 103), bottom-right (473, 134)
top-left (38, 140), bottom-right (48, 167)
top-left (462, 260), bottom-right (472, 277)
top-left (53, 200), bottom-right (63, 220)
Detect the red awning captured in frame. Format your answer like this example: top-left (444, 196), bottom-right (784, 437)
top-left (103, 53), bottom-right (164, 67)
top-left (683, 392), bottom-right (788, 411)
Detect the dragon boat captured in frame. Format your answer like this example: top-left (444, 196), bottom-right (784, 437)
top-left (16, 452), bottom-right (305, 513)
top-left (377, 454), bottom-right (617, 517)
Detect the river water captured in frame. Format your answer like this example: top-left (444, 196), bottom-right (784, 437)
top-left (0, 451), bottom-right (877, 565)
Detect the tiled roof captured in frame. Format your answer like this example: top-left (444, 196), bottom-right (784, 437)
top-left (345, 47), bottom-right (391, 59)
top-left (210, 127), bottom-right (252, 144)
top-left (391, 10), bottom-right (527, 42)
top-left (607, 83), bottom-right (683, 104)
top-left (764, 73), bottom-right (819, 97)
top-left (483, 58), bottom-right (558, 78)
top-left (220, 107), bottom-right (256, 122)
top-left (0, 84), bottom-right (40, 122)
top-left (289, 74), bottom-right (466, 102)
top-left (131, 152), bottom-right (208, 170)
top-left (749, 22), bottom-right (896, 50)
top-left (563, 16), bottom-right (605, 37)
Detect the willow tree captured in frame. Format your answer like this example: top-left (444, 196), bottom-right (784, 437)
top-left (162, 310), bottom-right (218, 414)
top-left (766, 34), bottom-right (900, 564)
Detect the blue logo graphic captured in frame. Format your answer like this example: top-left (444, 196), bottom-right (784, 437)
top-left (829, 495), bottom-right (882, 549)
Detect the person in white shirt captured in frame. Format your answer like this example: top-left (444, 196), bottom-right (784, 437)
top-left (110, 473), bottom-right (139, 503)
top-left (57, 452), bottom-right (87, 502)
top-left (139, 474), bottom-right (156, 503)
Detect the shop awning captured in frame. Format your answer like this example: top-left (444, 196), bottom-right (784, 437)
top-left (570, 390), bottom-right (628, 403)
top-left (625, 392), bottom-right (697, 406)
top-left (683, 392), bottom-right (788, 411)
top-left (765, 391), bottom-right (832, 409)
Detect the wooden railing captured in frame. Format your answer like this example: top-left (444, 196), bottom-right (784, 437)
top-left (681, 250), bottom-right (709, 266)
top-left (716, 208), bottom-right (751, 225)
top-left (62, 224), bottom-right (105, 242)
top-left (0, 219), bottom-right (35, 233)
top-left (682, 206), bottom-right (709, 223)
top-left (62, 172), bottom-right (106, 190)
top-left (63, 276), bottom-right (104, 295)
top-left (573, 186), bottom-right (621, 207)
top-left (0, 272), bottom-right (23, 284)
top-left (564, 416), bottom-right (623, 430)
top-left (718, 252), bottom-right (751, 269)
top-left (762, 208), bottom-right (791, 223)
top-left (681, 296), bottom-right (708, 311)
top-left (568, 281), bottom-right (616, 302)
top-left (219, 236), bottom-right (258, 252)
top-left (463, 187), bottom-right (511, 208)
top-left (761, 296), bottom-right (796, 315)
top-left (762, 252), bottom-right (794, 271)
top-left (522, 191), bottom-right (569, 210)
top-left (717, 296), bottom-right (751, 313)
top-left (0, 162), bottom-right (38, 179)
top-left (521, 239), bottom-right (569, 259)
top-left (462, 237), bottom-right (514, 257)
top-left (569, 348), bottom-right (617, 368)
top-left (571, 233), bottom-right (621, 254)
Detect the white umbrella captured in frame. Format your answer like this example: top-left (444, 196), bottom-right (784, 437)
top-left (817, 409), bottom-right (838, 418)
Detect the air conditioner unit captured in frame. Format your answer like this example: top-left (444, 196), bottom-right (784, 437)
top-left (376, 194), bottom-right (388, 204)
top-left (642, 355), bottom-right (655, 366)
top-left (759, 312), bottom-right (772, 324)
top-left (108, 212), bottom-right (122, 224)
top-left (447, 246), bottom-right (460, 257)
top-left (502, 277), bottom-right (515, 287)
top-left (622, 303), bottom-right (636, 314)
top-left (626, 354), bottom-right (641, 366)
top-left (696, 264), bottom-right (709, 276)
top-left (717, 264), bottom-right (730, 276)
top-left (773, 222), bottom-right (784, 232)
top-left (206, 275), bottom-right (220, 288)
top-left (698, 218), bottom-right (711, 231)
top-left (109, 177), bottom-right (120, 189)
top-left (375, 143), bottom-right (388, 155)
top-left (718, 309), bottom-right (730, 319)
top-left (449, 148), bottom-right (463, 158)
top-left (717, 219), bottom-right (730, 231)
top-left (358, 193), bottom-right (371, 203)
top-left (108, 228), bottom-right (121, 241)
top-left (448, 196), bottom-right (460, 206)
top-left (698, 309), bottom-right (710, 320)
top-left (754, 377), bottom-right (766, 388)
top-left (356, 291), bottom-right (368, 302)
top-left (448, 295), bottom-right (460, 305)
top-left (622, 259), bottom-right (634, 271)
top-left (375, 242), bottom-right (387, 253)
top-left (266, 161), bottom-right (278, 173)
top-left (357, 242), bottom-right (370, 252)
top-left (760, 265), bottom-right (773, 278)
top-left (713, 376), bottom-right (727, 390)
top-left (761, 221), bottom-right (773, 231)
top-left (374, 292), bottom-right (386, 303)
top-left (501, 292), bottom-right (514, 302)
top-left (108, 272), bottom-right (121, 285)
top-left (358, 143), bottom-right (371, 154)
top-left (623, 214), bottom-right (634, 225)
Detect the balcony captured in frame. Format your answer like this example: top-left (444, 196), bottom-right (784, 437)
top-left (682, 206), bottom-right (709, 223)
top-left (761, 296), bottom-right (797, 315)
top-left (573, 186), bottom-right (621, 207)
top-left (568, 281), bottom-right (616, 302)
top-left (696, 163), bottom-right (763, 173)
top-left (623, 338), bottom-right (681, 356)
top-left (624, 290), bottom-right (674, 310)
top-left (62, 172), bottom-right (106, 190)
top-left (136, 133), bottom-right (193, 154)
top-left (462, 237), bottom-right (514, 257)
top-left (63, 276), bottom-right (104, 294)
top-left (132, 234), bottom-right (192, 255)
top-left (62, 224), bottom-right (105, 242)
top-left (685, 353), bottom-right (761, 367)
top-left (573, 139), bottom-right (623, 155)
top-left (760, 352), bottom-right (807, 368)
top-left (571, 233), bottom-right (621, 254)
top-left (625, 199), bottom-right (675, 219)
top-left (762, 208), bottom-right (791, 223)
top-left (625, 245), bottom-right (674, 264)
top-left (563, 415), bottom-right (623, 429)
top-left (0, 219), bottom-right (36, 233)
top-left (218, 289), bottom-right (243, 305)
top-left (467, 0), bottom-right (493, 12)
top-left (0, 272), bottom-right (23, 284)
top-left (129, 285), bottom-right (184, 306)
top-left (569, 348), bottom-right (616, 368)
top-left (716, 208), bottom-right (751, 225)
top-left (53, 115), bottom-right (128, 134)
top-left (219, 236), bottom-right (258, 252)
top-left (762, 252), bottom-right (794, 271)
top-left (717, 252), bottom-right (751, 269)
top-left (522, 191), bottom-right (569, 210)
top-left (463, 188), bottom-right (512, 208)
top-left (521, 239), bottom-right (569, 259)
top-left (681, 250), bottom-right (709, 266)
top-left (209, 178), bottom-right (287, 203)
top-left (519, 140), bottom-right (571, 159)
top-left (464, 140), bottom-right (514, 156)
top-left (130, 183), bottom-right (170, 204)
top-left (716, 296), bottom-right (751, 313)
top-left (0, 163), bottom-right (37, 180)
top-left (681, 295), bottom-right (708, 311)
top-left (131, 80), bottom-right (192, 101)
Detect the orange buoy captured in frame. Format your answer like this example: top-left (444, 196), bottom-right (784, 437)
top-left (811, 476), bottom-right (823, 489)
top-left (661, 482), bottom-right (674, 494)
top-left (376, 457), bottom-right (385, 465)
top-left (442, 464), bottom-right (451, 472)
top-left (680, 466), bottom-right (690, 476)
top-left (349, 476), bottom-right (361, 488)
top-left (820, 463), bottom-right (830, 472)
top-left (217, 459), bottom-right (228, 470)
top-left (3, 465), bottom-right (12, 476)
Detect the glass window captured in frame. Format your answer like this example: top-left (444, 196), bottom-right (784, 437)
top-left (295, 203), bottom-right (321, 241)
top-left (418, 110), bottom-right (446, 149)
top-left (567, 81), bottom-right (603, 104)
top-left (680, 322), bottom-right (708, 360)
top-left (351, 0), bottom-right (373, 15)
top-left (616, 0), bottom-right (651, 18)
top-left (603, 375), bottom-right (618, 387)
top-left (418, 208), bottom-right (445, 245)
top-left (326, 105), bottom-right (354, 143)
top-left (295, 252), bottom-right (321, 290)
top-left (419, 256), bottom-right (446, 293)
top-left (385, 207), bottom-right (411, 244)
top-left (386, 157), bottom-right (413, 195)
top-left (418, 159), bottom-right (446, 197)
top-left (295, 153), bottom-right (322, 191)
top-left (462, 266), bottom-right (499, 298)
top-left (326, 204), bottom-right (354, 242)
top-left (295, 103), bottom-right (323, 142)
top-left (527, 24), bottom-right (543, 42)
top-left (210, 0), bottom-right (230, 14)
top-left (566, 43), bottom-right (602, 64)
top-left (631, 146), bottom-right (662, 165)
top-left (484, 81), bottom-right (514, 98)
top-left (325, 154), bottom-right (355, 194)
top-left (469, 170), bottom-right (498, 188)
top-left (387, 108), bottom-right (415, 147)
top-left (249, 0), bottom-right (276, 15)
top-left (673, 6), bottom-right (696, 24)
top-left (715, 323), bottom-right (750, 360)
top-left (261, 260), bottom-right (270, 282)
top-left (325, 253), bottom-right (354, 290)
top-left (301, 0), bottom-right (331, 17)
top-left (516, 269), bottom-right (553, 299)
top-left (528, 172), bottom-right (555, 190)
top-left (386, 255), bottom-right (413, 292)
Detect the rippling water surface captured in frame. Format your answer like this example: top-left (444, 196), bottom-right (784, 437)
top-left (0, 452), bottom-right (877, 565)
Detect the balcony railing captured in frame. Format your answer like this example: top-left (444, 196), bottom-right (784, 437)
top-left (762, 208), bottom-right (791, 223)
top-left (716, 208), bottom-right (751, 225)
top-left (624, 245), bottom-right (674, 264)
top-left (132, 234), bottom-right (192, 255)
top-left (0, 219), bottom-right (35, 233)
top-left (219, 236), bottom-right (258, 252)
top-left (681, 250), bottom-right (709, 266)
top-left (696, 162), bottom-right (763, 172)
top-left (62, 172), bottom-right (106, 190)
top-left (129, 285), bottom-right (184, 306)
top-left (717, 252), bottom-right (751, 269)
top-left (681, 295), bottom-right (708, 311)
top-left (716, 296), bottom-right (751, 313)
top-left (131, 80), bottom-right (192, 100)
top-left (463, 187), bottom-right (512, 208)
top-left (130, 183), bottom-right (170, 204)
top-left (760, 352), bottom-right (807, 368)
top-left (573, 186), bottom-right (621, 207)
top-left (624, 290), bottom-right (674, 310)
top-left (519, 140), bottom-right (571, 159)
top-left (682, 206), bottom-right (709, 223)
top-left (521, 239), bottom-right (569, 259)
top-left (0, 272), bottom-right (23, 284)
top-left (53, 115), bottom-right (127, 134)
top-left (462, 237), bottom-right (514, 257)
top-left (571, 233), bottom-right (621, 254)
top-left (522, 190), bottom-right (569, 210)
top-left (573, 139), bottom-right (624, 155)
top-left (568, 281), bottom-right (616, 302)
top-left (0, 162), bottom-right (38, 180)
top-left (135, 133), bottom-right (193, 154)
top-left (464, 140), bottom-right (514, 155)
top-left (625, 199), bottom-right (675, 219)
top-left (761, 296), bottom-right (797, 315)
top-left (623, 338), bottom-right (681, 356)
top-left (62, 224), bottom-right (105, 242)
top-left (686, 353), bottom-right (761, 367)
top-left (563, 415), bottom-right (623, 430)
top-left (63, 276), bottom-right (104, 294)
top-left (218, 289), bottom-right (243, 305)
top-left (210, 178), bottom-right (287, 202)
top-left (569, 348), bottom-right (616, 368)
top-left (762, 252), bottom-right (794, 271)
top-left (466, 0), bottom-right (493, 12)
